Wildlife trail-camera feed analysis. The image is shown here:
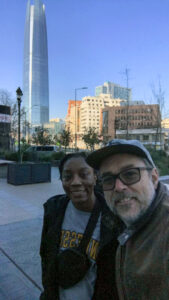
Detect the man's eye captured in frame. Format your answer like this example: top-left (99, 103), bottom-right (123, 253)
top-left (102, 176), bottom-right (114, 184)
top-left (123, 170), bottom-right (137, 178)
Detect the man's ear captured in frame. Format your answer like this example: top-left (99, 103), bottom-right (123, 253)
top-left (151, 168), bottom-right (159, 189)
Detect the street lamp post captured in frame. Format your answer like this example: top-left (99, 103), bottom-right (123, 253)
top-left (75, 87), bottom-right (88, 150)
top-left (16, 87), bottom-right (23, 163)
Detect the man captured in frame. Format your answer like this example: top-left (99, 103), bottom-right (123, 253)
top-left (87, 139), bottom-right (169, 300)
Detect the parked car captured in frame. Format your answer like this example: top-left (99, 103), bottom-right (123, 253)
top-left (26, 145), bottom-right (59, 153)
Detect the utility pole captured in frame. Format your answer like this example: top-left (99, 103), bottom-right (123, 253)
top-left (124, 68), bottom-right (130, 140)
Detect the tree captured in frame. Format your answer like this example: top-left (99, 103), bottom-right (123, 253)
top-left (0, 90), bottom-right (28, 147)
top-left (60, 129), bottom-right (72, 151)
top-left (32, 126), bottom-right (53, 145)
top-left (52, 134), bottom-right (61, 148)
top-left (151, 80), bottom-right (165, 149)
top-left (9, 103), bottom-right (29, 146)
top-left (0, 89), bottom-right (13, 106)
top-left (82, 127), bottom-right (101, 151)
top-left (120, 68), bottom-right (131, 139)
top-left (0, 90), bottom-right (16, 149)
top-left (20, 137), bottom-right (30, 162)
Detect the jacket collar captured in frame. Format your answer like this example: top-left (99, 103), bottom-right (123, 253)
top-left (95, 191), bottom-right (118, 249)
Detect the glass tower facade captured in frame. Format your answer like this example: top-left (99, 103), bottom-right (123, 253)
top-left (95, 81), bottom-right (132, 102)
top-left (23, 0), bottom-right (49, 126)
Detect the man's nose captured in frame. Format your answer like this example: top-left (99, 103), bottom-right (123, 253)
top-left (114, 177), bottom-right (127, 192)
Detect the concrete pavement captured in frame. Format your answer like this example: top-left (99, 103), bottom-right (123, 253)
top-left (1, 165), bottom-right (169, 300)
top-left (0, 167), bottom-right (64, 300)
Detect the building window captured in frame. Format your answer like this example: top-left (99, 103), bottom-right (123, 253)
top-left (102, 111), bottom-right (108, 134)
top-left (143, 135), bottom-right (149, 141)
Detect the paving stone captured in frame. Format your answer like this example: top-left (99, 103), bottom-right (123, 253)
top-left (0, 167), bottom-right (64, 300)
top-left (0, 251), bottom-right (41, 300)
top-left (0, 218), bottom-right (43, 288)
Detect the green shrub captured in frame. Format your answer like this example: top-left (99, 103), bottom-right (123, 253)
top-left (22, 151), bottom-right (65, 162)
top-left (22, 152), bottom-right (36, 161)
top-left (0, 151), bottom-right (5, 159)
top-left (145, 146), bottom-right (169, 176)
top-left (52, 151), bottom-right (65, 160)
top-left (5, 151), bottom-right (18, 161)
top-left (39, 154), bottom-right (52, 162)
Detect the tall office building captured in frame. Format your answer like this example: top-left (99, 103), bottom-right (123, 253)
top-left (23, 0), bottom-right (49, 126)
top-left (95, 81), bottom-right (132, 102)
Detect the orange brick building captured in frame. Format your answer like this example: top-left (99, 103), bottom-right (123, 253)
top-left (101, 104), bottom-right (161, 142)
top-left (65, 100), bottom-right (82, 147)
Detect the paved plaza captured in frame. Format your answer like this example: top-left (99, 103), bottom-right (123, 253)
top-left (0, 167), bottom-right (64, 300)
top-left (0, 165), bottom-right (169, 300)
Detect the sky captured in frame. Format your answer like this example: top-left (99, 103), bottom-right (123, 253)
top-left (0, 0), bottom-right (169, 119)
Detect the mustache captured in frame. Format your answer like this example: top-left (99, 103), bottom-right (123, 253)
top-left (112, 192), bottom-right (138, 203)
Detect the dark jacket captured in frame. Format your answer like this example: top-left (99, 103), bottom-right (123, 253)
top-left (94, 182), bottom-right (169, 300)
top-left (40, 191), bottom-right (117, 300)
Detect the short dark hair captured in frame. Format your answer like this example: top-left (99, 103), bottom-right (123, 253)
top-left (59, 152), bottom-right (88, 180)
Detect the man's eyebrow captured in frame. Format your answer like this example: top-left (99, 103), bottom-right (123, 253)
top-left (120, 164), bottom-right (136, 171)
top-left (101, 164), bottom-right (136, 176)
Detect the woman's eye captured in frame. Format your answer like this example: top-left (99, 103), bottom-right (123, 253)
top-left (80, 172), bottom-right (89, 178)
top-left (62, 174), bottom-right (72, 181)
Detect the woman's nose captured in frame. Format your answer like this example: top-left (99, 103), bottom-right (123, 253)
top-left (71, 174), bottom-right (82, 185)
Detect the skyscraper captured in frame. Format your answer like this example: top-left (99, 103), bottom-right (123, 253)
top-left (95, 81), bottom-right (132, 102)
top-left (23, 0), bottom-right (49, 126)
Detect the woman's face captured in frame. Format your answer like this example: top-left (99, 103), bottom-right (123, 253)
top-left (62, 157), bottom-right (96, 211)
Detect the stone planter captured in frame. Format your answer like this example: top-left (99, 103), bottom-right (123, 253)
top-left (7, 162), bottom-right (51, 185)
top-left (0, 160), bottom-right (14, 178)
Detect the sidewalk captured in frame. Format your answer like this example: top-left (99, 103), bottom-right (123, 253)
top-left (0, 167), bottom-right (64, 300)
top-left (1, 167), bottom-right (168, 300)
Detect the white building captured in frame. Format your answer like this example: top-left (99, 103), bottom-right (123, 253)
top-left (80, 94), bottom-right (126, 134)
top-left (116, 128), bottom-right (165, 150)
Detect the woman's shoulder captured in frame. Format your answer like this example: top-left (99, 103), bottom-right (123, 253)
top-left (44, 194), bottom-right (69, 213)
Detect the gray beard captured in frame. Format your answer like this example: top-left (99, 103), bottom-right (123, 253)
top-left (106, 191), bottom-right (154, 227)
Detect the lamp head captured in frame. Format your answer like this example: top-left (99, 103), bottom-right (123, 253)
top-left (16, 87), bottom-right (23, 98)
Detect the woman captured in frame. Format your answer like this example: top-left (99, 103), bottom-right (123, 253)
top-left (40, 152), bottom-right (115, 300)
